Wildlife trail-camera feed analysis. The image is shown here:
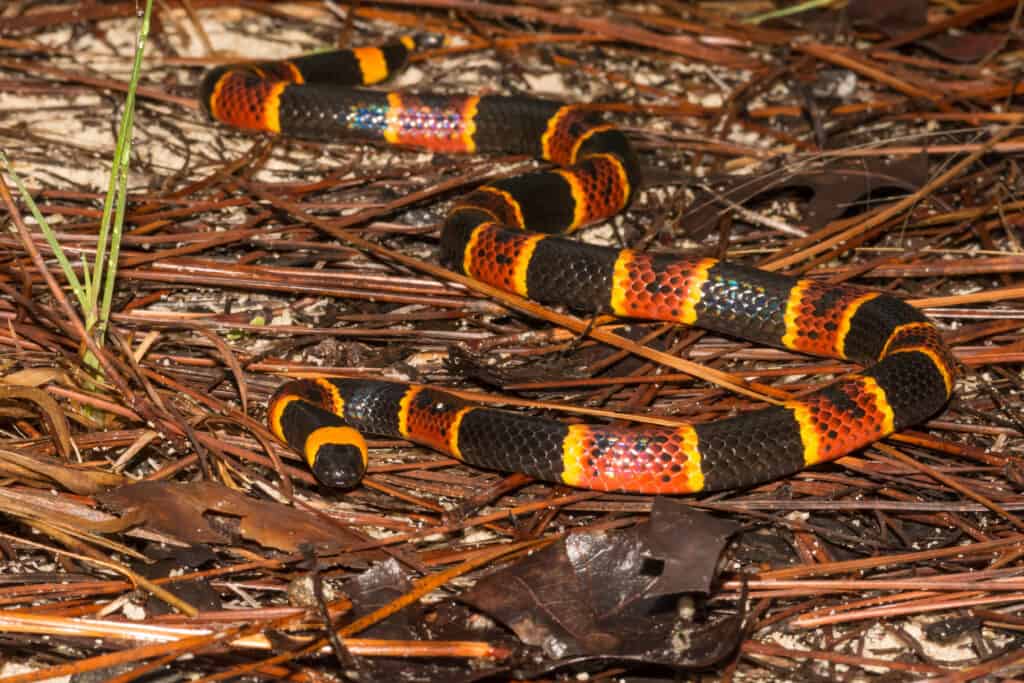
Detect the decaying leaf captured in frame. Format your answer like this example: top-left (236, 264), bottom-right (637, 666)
top-left (848, 0), bottom-right (927, 34)
top-left (640, 498), bottom-right (744, 596)
top-left (0, 448), bottom-right (125, 494)
top-left (133, 545), bottom-right (223, 615)
top-left (2, 367), bottom-right (71, 388)
top-left (100, 481), bottom-right (359, 551)
top-left (680, 156), bottom-right (929, 239)
top-left (0, 383), bottom-right (73, 459)
top-left (340, 559), bottom-right (418, 638)
top-left (463, 501), bottom-right (742, 669)
top-left (916, 32), bottom-right (1006, 63)
top-left (847, 0), bottom-right (1005, 62)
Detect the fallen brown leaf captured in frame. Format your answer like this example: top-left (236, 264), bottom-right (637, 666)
top-left (100, 481), bottom-right (359, 551)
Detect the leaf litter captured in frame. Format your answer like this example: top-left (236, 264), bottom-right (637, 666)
top-left (0, 1), bottom-right (1022, 681)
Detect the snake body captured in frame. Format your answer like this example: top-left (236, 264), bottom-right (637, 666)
top-left (200, 38), bottom-right (955, 494)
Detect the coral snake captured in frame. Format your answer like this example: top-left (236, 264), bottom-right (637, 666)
top-left (200, 36), bottom-right (956, 495)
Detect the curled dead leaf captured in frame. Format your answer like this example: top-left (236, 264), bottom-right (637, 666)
top-left (0, 383), bottom-right (73, 459)
top-left (100, 481), bottom-right (360, 551)
top-left (463, 502), bottom-right (742, 668)
top-left (0, 448), bottom-right (124, 494)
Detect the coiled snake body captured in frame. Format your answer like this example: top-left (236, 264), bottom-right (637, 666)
top-left (200, 37), bottom-right (955, 495)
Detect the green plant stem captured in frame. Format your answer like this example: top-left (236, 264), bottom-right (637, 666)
top-left (0, 152), bottom-right (89, 311)
top-left (745, 0), bottom-right (837, 25)
top-left (92, 0), bottom-right (153, 339)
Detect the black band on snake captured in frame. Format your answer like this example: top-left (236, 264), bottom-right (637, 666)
top-left (199, 37), bottom-right (956, 495)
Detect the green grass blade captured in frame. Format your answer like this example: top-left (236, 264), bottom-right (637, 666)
top-left (94, 0), bottom-right (154, 337)
top-left (0, 151), bottom-right (89, 311)
top-left (745, 0), bottom-right (837, 25)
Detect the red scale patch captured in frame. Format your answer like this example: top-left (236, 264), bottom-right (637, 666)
top-left (404, 390), bottom-right (463, 455)
top-left (786, 283), bottom-right (875, 357)
top-left (794, 377), bottom-right (892, 463)
top-left (542, 108), bottom-right (592, 165)
top-left (567, 426), bottom-right (698, 494)
top-left (465, 225), bottom-right (538, 294)
top-left (613, 253), bottom-right (708, 322)
top-left (567, 156), bottom-right (630, 225)
top-left (210, 72), bottom-right (280, 133)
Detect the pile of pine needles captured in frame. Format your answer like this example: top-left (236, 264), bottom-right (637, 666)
top-left (1, 1), bottom-right (1023, 680)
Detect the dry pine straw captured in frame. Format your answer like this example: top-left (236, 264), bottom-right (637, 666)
top-left (0, 1), bottom-right (1023, 681)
